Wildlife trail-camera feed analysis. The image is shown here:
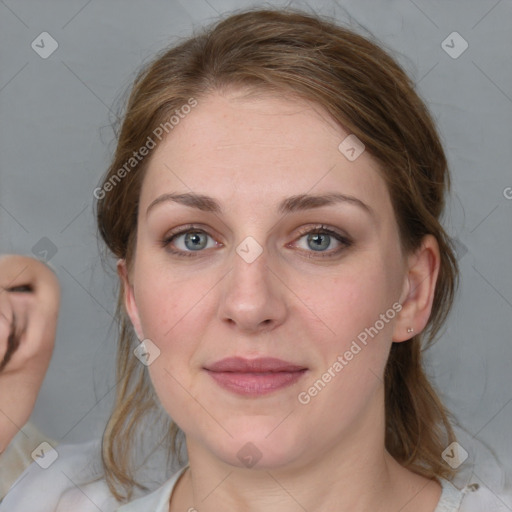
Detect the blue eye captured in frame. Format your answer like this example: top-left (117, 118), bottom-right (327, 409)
top-left (162, 227), bottom-right (218, 256)
top-left (180, 231), bottom-right (209, 251)
top-left (293, 226), bottom-right (352, 258)
top-left (305, 232), bottom-right (332, 251)
top-left (162, 224), bottom-right (352, 258)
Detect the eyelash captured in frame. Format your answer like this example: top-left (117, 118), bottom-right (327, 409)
top-left (293, 225), bottom-right (352, 258)
top-left (161, 224), bottom-right (352, 259)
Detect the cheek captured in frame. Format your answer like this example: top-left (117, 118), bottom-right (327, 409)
top-left (134, 269), bottom-right (203, 426)
top-left (294, 264), bottom-right (398, 427)
top-left (299, 253), bottom-right (400, 347)
top-left (133, 257), bottom-right (205, 339)
top-left (132, 258), bottom-right (214, 388)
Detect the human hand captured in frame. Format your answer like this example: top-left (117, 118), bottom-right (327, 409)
top-left (0, 255), bottom-right (60, 453)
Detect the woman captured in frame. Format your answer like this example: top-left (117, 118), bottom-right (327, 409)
top-left (2, 7), bottom-right (508, 512)
top-left (97, 8), bottom-right (504, 510)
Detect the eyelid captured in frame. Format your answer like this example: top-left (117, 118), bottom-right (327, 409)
top-left (161, 224), bottom-right (221, 255)
top-left (294, 224), bottom-right (350, 240)
top-left (161, 223), bottom-right (352, 258)
top-left (162, 223), bottom-right (213, 240)
top-left (290, 224), bottom-right (352, 257)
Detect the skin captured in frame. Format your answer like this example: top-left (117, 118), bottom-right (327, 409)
top-left (0, 255), bottom-right (60, 453)
top-left (120, 90), bottom-right (442, 512)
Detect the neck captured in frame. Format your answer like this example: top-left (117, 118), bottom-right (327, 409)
top-left (169, 392), bottom-right (441, 512)
top-left (187, 450), bottom-right (393, 512)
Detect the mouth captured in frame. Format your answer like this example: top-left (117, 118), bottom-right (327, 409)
top-left (204, 357), bottom-right (308, 396)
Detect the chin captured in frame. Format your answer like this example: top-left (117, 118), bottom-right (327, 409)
top-left (211, 426), bottom-right (306, 471)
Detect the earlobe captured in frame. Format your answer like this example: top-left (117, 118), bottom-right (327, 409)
top-left (392, 235), bottom-right (440, 343)
top-left (117, 259), bottom-right (144, 340)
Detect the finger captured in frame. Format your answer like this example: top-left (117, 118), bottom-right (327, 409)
top-left (0, 257), bottom-right (59, 374)
top-left (0, 256), bottom-right (60, 308)
top-left (7, 284), bottom-right (33, 293)
top-left (2, 291), bottom-right (56, 371)
top-left (0, 320), bottom-right (19, 373)
top-left (0, 292), bottom-right (13, 363)
top-left (0, 255), bottom-right (32, 290)
top-left (3, 293), bottom-right (33, 358)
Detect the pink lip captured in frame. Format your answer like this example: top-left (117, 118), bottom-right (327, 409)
top-left (204, 357), bottom-right (308, 396)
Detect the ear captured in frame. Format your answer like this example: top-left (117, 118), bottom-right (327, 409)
top-left (392, 235), bottom-right (440, 342)
top-left (117, 259), bottom-right (144, 341)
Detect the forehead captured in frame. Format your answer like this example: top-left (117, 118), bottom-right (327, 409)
top-left (140, 91), bottom-right (391, 218)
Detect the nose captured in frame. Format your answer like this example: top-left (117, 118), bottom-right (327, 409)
top-left (217, 244), bottom-right (288, 334)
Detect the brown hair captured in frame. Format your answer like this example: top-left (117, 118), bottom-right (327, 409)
top-left (97, 8), bottom-right (459, 502)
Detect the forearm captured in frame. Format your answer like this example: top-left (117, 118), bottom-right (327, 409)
top-left (0, 373), bottom-right (39, 454)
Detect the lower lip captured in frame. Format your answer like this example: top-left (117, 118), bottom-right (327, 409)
top-left (205, 370), bottom-right (307, 396)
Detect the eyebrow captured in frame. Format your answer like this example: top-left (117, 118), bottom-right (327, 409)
top-left (146, 192), bottom-right (374, 218)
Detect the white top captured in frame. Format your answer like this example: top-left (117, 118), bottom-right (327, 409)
top-left (117, 467), bottom-right (509, 512)
top-left (0, 423), bottom-right (50, 499)
top-left (1, 438), bottom-right (510, 511)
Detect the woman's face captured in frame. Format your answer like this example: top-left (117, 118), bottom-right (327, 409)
top-left (122, 90), bottom-right (413, 470)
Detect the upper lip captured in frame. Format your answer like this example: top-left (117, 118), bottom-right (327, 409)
top-left (205, 357), bottom-right (307, 373)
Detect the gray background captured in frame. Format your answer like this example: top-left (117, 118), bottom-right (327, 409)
top-left (1, 0), bottom-right (511, 482)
